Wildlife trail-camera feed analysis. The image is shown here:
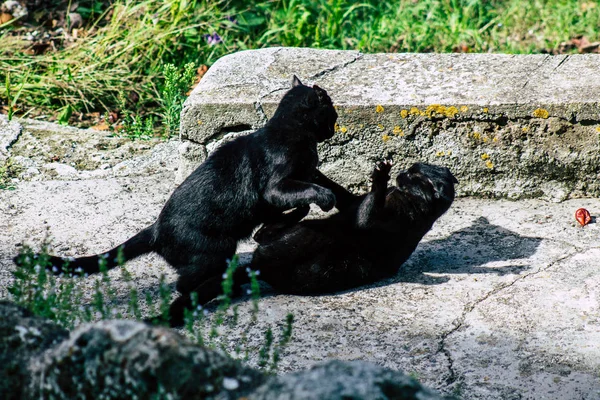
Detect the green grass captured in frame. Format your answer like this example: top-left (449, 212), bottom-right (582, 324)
top-left (1, 0), bottom-right (599, 131)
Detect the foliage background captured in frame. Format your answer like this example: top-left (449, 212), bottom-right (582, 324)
top-left (1, 0), bottom-right (599, 131)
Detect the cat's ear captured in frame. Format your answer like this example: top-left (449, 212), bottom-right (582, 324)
top-left (292, 75), bottom-right (303, 87)
top-left (312, 85), bottom-right (328, 104)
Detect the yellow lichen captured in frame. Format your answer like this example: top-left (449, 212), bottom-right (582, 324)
top-left (444, 106), bottom-right (459, 118)
top-left (483, 137), bottom-right (489, 143)
top-left (400, 109), bottom-right (408, 118)
top-left (483, 107), bottom-right (489, 113)
top-left (382, 134), bottom-right (391, 142)
top-left (376, 105), bottom-right (384, 113)
top-left (532, 108), bottom-right (549, 119)
top-left (419, 104), bottom-right (460, 118)
top-left (485, 160), bottom-right (494, 169)
top-left (436, 151), bottom-right (445, 157)
top-left (409, 107), bottom-right (421, 116)
top-left (522, 127), bottom-right (529, 132)
top-left (393, 126), bottom-right (403, 136)
top-left (334, 123), bottom-right (340, 132)
top-left (460, 105), bottom-right (468, 113)
top-left (481, 153), bottom-right (490, 160)
top-left (377, 124), bottom-right (385, 130)
top-left (340, 126), bottom-right (348, 134)
top-left (424, 104), bottom-right (443, 118)
top-left (472, 132), bottom-right (481, 140)
top-left (447, 150), bottom-right (452, 156)
top-left (492, 137), bottom-right (499, 143)
top-left (596, 127), bottom-right (600, 132)
top-left (197, 120), bottom-right (203, 125)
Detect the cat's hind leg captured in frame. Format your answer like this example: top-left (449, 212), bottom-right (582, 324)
top-left (168, 267), bottom-right (251, 327)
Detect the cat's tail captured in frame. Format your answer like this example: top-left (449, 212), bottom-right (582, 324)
top-left (14, 226), bottom-right (155, 275)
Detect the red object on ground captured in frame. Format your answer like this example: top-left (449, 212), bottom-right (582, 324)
top-left (575, 208), bottom-right (592, 227)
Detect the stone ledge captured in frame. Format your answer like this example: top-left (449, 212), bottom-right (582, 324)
top-left (180, 48), bottom-right (600, 200)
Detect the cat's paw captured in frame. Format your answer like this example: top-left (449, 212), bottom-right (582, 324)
top-left (370, 159), bottom-right (392, 187)
top-left (316, 190), bottom-right (336, 212)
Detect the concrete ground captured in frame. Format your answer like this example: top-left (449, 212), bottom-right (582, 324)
top-left (1, 117), bottom-right (600, 399)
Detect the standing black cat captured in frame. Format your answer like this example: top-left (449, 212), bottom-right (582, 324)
top-left (185, 161), bottom-right (458, 305)
top-left (16, 76), bottom-right (339, 326)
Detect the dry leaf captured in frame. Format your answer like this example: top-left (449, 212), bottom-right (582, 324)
top-left (571, 35), bottom-right (600, 53)
top-left (187, 65), bottom-right (209, 94)
top-left (0, 12), bottom-right (13, 24)
top-left (91, 123), bottom-right (110, 131)
top-left (452, 44), bottom-right (470, 53)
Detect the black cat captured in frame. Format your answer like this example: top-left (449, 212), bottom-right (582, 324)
top-left (16, 76), bottom-right (339, 326)
top-left (185, 161), bottom-right (458, 306)
top-left (249, 161), bottom-right (458, 295)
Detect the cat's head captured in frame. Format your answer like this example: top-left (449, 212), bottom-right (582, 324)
top-left (272, 76), bottom-right (338, 142)
top-left (394, 163), bottom-right (458, 213)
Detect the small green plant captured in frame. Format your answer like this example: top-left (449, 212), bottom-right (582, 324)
top-left (3, 71), bottom-right (28, 121)
top-left (119, 114), bottom-right (155, 140)
top-left (161, 62), bottom-right (196, 137)
top-left (9, 244), bottom-right (295, 372)
top-left (0, 158), bottom-right (20, 190)
top-left (10, 244), bottom-right (82, 326)
top-left (57, 104), bottom-right (73, 126)
top-left (116, 92), bottom-right (155, 140)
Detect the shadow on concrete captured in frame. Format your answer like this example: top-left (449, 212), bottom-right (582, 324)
top-left (88, 216), bottom-right (545, 309)
top-left (234, 216), bottom-right (544, 296)
top-left (393, 216), bottom-right (543, 285)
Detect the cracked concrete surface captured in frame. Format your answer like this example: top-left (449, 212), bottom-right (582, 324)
top-left (180, 48), bottom-right (600, 200)
top-left (2, 117), bottom-right (600, 399)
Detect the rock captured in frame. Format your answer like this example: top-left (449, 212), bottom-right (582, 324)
top-left (0, 115), bottom-right (179, 182)
top-left (27, 319), bottom-right (266, 399)
top-left (175, 140), bottom-right (207, 183)
top-left (43, 162), bottom-right (78, 177)
top-left (0, 301), bottom-right (68, 400)
top-left (249, 360), bottom-right (453, 400)
top-left (0, 116), bottom-right (21, 163)
top-left (0, 301), bottom-right (449, 399)
top-left (0, 1), bottom-right (27, 19)
top-left (180, 48), bottom-right (600, 201)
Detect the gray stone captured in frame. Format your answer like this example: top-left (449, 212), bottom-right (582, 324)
top-left (3, 115), bottom-right (179, 182)
top-left (0, 116), bottom-right (21, 162)
top-left (249, 360), bottom-right (453, 400)
top-left (176, 140), bottom-right (207, 183)
top-left (0, 301), bottom-right (68, 400)
top-left (43, 162), bottom-right (78, 177)
top-left (0, 302), bottom-right (447, 400)
top-left (181, 48), bottom-right (600, 200)
top-left (28, 319), bottom-right (266, 399)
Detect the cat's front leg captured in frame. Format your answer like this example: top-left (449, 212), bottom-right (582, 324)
top-left (356, 160), bottom-right (392, 228)
top-left (311, 170), bottom-right (359, 211)
top-left (264, 178), bottom-right (336, 212)
top-left (255, 205), bottom-right (310, 244)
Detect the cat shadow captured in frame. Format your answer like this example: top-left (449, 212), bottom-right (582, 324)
top-left (391, 216), bottom-right (543, 285)
top-left (237, 216), bottom-right (543, 299)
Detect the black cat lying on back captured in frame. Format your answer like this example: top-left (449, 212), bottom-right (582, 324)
top-left (15, 76), bottom-right (339, 326)
top-left (250, 161), bottom-right (458, 295)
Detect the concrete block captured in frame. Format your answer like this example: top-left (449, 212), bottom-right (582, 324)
top-left (181, 48), bottom-right (600, 200)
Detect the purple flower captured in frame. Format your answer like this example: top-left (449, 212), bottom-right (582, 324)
top-left (226, 15), bottom-right (238, 25)
top-left (203, 32), bottom-right (222, 46)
